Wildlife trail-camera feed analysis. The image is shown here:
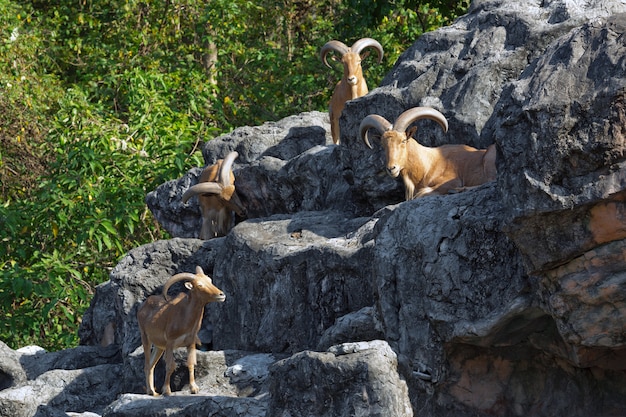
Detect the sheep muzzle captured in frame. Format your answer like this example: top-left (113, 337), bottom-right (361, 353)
top-left (386, 165), bottom-right (401, 178)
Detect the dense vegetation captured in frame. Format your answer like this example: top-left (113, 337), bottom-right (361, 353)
top-left (0, 0), bottom-right (468, 351)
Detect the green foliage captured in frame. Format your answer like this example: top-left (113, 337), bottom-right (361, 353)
top-left (0, 0), bottom-right (61, 199)
top-left (0, 69), bottom-right (205, 350)
top-left (0, 0), bottom-right (468, 351)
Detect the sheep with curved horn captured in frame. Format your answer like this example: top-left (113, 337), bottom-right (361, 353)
top-left (137, 266), bottom-right (226, 396)
top-left (182, 151), bottom-right (246, 239)
top-left (360, 107), bottom-right (497, 200)
top-left (321, 38), bottom-right (383, 144)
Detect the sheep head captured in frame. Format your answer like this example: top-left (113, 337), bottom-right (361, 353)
top-left (321, 38), bottom-right (383, 92)
top-left (162, 265), bottom-right (225, 303)
top-left (360, 107), bottom-right (449, 178)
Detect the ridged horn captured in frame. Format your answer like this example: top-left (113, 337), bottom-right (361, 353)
top-left (182, 182), bottom-right (223, 203)
top-left (351, 38), bottom-right (383, 64)
top-left (392, 107), bottom-right (449, 135)
top-left (320, 40), bottom-right (350, 68)
top-left (218, 151), bottom-right (238, 186)
top-left (359, 114), bottom-right (393, 149)
top-left (161, 271), bottom-right (197, 300)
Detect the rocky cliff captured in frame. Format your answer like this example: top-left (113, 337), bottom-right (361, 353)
top-left (1, 1), bottom-right (625, 416)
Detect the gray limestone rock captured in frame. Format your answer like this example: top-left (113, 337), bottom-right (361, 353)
top-left (267, 340), bottom-right (413, 417)
top-left (3, 1), bottom-right (626, 416)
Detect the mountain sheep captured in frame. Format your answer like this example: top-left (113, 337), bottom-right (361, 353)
top-left (182, 151), bottom-right (245, 239)
top-left (321, 38), bottom-right (383, 144)
top-left (360, 106), bottom-right (497, 200)
top-left (137, 266), bottom-right (226, 396)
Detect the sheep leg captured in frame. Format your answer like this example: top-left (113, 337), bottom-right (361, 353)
top-left (187, 344), bottom-right (199, 394)
top-left (139, 329), bottom-right (153, 395)
top-left (200, 204), bottom-right (213, 239)
top-left (431, 179), bottom-right (465, 196)
top-left (403, 178), bottom-right (417, 201)
top-left (161, 347), bottom-right (175, 396)
top-left (216, 208), bottom-right (229, 237)
top-left (329, 106), bottom-right (340, 144)
top-left (145, 345), bottom-right (164, 396)
top-left (200, 207), bottom-right (219, 239)
top-left (447, 185), bottom-right (484, 194)
top-left (200, 217), bottom-right (211, 240)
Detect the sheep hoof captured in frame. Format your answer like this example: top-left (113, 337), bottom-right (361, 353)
top-left (190, 383), bottom-right (199, 394)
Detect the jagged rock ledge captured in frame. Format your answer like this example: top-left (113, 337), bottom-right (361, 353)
top-left (2, 1), bottom-right (626, 416)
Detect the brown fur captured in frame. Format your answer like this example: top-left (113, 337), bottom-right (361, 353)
top-left (361, 108), bottom-right (496, 201)
top-left (182, 152), bottom-right (245, 239)
top-left (381, 130), bottom-right (497, 200)
top-left (328, 51), bottom-right (370, 144)
top-left (137, 266), bottom-right (225, 396)
top-left (321, 39), bottom-right (383, 144)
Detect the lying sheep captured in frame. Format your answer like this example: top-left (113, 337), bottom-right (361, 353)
top-left (137, 266), bottom-right (226, 396)
top-left (182, 151), bottom-right (246, 239)
top-left (360, 106), bottom-right (497, 200)
top-left (321, 38), bottom-right (383, 144)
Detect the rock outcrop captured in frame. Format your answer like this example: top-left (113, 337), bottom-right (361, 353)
top-left (2, 1), bottom-right (626, 416)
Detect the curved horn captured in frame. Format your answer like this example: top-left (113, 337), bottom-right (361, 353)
top-left (218, 151), bottom-right (238, 186)
top-left (359, 114), bottom-right (393, 149)
top-left (351, 38), bottom-right (383, 64)
top-left (320, 40), bottom-right (349, 68)
top-left (182, 182), bottom-right (223, 203)
top-left (162, 272), bottom-right (197, 300)
top-left (392, 107), bottom-right (449, 135)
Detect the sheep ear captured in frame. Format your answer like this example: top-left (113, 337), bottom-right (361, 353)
top-left (185, 282), bottom-right (193, 290)
top-left (406, 126), bottom-right (418, 139)
top-left (360, 50), bottom-right (371, 60)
